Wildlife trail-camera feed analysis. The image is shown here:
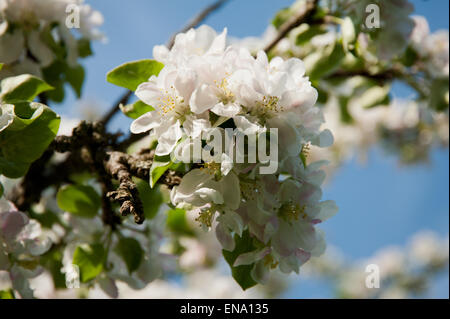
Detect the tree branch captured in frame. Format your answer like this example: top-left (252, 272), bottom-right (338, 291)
top-left (11, 121), bottom-right (182, 226)
top-left (104, 151), bottom-right (145, 224)
top-left (101, 0), bottom-right (230, 128)
top-left (166, 0), bottom-right (230, 49)
top-left (100, 90), bottom-right (133, 125)
top-left (263, 0), bottom-right (319, 53)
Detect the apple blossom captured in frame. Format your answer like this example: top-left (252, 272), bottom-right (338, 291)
top-left (130, 25), bottom-right (337, 285)
top-left (0, 199), bottom-right (52, 298)
top-left (0, 0), bottom-right (103, 82)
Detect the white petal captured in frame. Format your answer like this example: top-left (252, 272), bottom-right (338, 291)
top-left (190, 84), bottom-right (217, 114)
top-left (27, 30), bottom-right (55, 67)
top-left (251, 260), bottom-right (270, 284)
top-left (196, 187), bottom-right (224, 205)
top-left (153, 45), bottom-right (169, 63)
top-left (279, 89), bottom-right (317, 111)
top-left (175, 68), bottom-right (197, 101)
top-left (0, 210), bottom-right (28, 241)
top-left (184, 117), bottom-right (211, 138)
top-left (220, 153), bottom-right (233, 176)
top-left (211, 102), bottom-right (241, 117)
top-left (316, 200), bottom-right (338, 222)
top-left (234, 247), bottom-right (271, 266)
top-left (217, 210), bottom-right (244, 236)
top-left (310, 228), bottom-right (327, 257)
top-left (216, 223), bottom-right (235, 251)
top-left (0, 106), bottom-right (14, 132)
top-left (155, 121), bottom-right (183, 155)
top-left (312, 129), bottom-right (334, 147)
top-left (0, 28), bottom-right (24, 64)
top-left (268, 117), bottom-right (301, 156)
top-left (234, 115), bottom-right (263, 135)
top-left (219, 172), bottom-right (241, 210)
top-left (207, 28), bottom-right (227, 55)
top-left (130, 111), bottom-right (162, 134)
top-left (98, 276), bottom-right (119, 299)
top-left (135, 82), bottom-right (163, 106)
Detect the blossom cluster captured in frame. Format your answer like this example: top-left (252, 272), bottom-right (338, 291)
top-left (410, 15), bottom-right (449, 78)
top-left (345, 0), bottom-right (414, 61)
top-left (59, 212), bottom-right (173, 298)
top-left (0, 199), bottom-right (51, 298)
top-left (302, 231), bottom-right (449, 298)
top-left (131, 25), bottom-right (337, 283)
top-left (0, 0), bottom-right (103, 80)
top-left (311, 98), bottom-right (449, 171)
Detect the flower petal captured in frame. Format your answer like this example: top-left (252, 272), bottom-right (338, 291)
top-left (130, 111), bottom-right (162, 134)
top-left (190, 84), bottom-right (218, 114)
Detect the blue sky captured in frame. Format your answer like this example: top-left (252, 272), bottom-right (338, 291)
top-left (60, 0), bottom-right (448, 298)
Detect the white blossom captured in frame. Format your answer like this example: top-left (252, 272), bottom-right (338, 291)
top-left (0, 198), bottom-right (52, 298)
top-left (411, 16), bottom-right (449, 77)
top-left (0, 0), bottom-right (104, 78)
top-left (131, 25), bottom-right (337, 283)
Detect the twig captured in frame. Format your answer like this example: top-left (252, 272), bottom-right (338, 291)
top-left (11, 120), bottom-right (182, 226)
top-left (263, 0), bottom-right (319, 53)
top-left (118, 132), bottom-right (148, 150)
top-left (100, 90), bottom-right (133, 125)
top-left (104, 150), bottom-right (182, 187)
top-left (104, 151), bottom-right (145, 224)
top-left (326, 67), bottom-right (428, 98)
top-left (166, 0), bottom-right (230, 50)
top-left (326, 69), bottom-right (398, 82)
top-left (101, 0), bottom-right (230, 128)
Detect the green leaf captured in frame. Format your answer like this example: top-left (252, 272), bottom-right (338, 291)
top-left (56, 184), bottom-right (101, 218)
top-left (338, 96), bottom-right (354, 124)
top-left (134, 178), bottom-right (163, 219)
top-left (65, 64), bottom-right (85, 98)
top-left (45, 82), bottom-right (65, 103)
top-left (149, 155), bottom-right (172, 188)
top-left (0, 63), bottom-right (3, 71)
top-left (29, 208), bottom-right (60, 229)
top-left (40, 25), bottom-right (66, 59)
top-left (115, 237), bottom-right (144, 274)
top-left (0, 74), bottom-right (54, 103)
top-left (77, 38), bottom-right (93, 58)
top-left (0, 289), bottom-right (15, 299)
top-left (106, 59), bottom-right (164, 91)
top-left (223, 230), bottom-right (258, 290)
top-left (40, 248), bottom-right (66, 289)
top-left (0, 102), bottom-right (60, 178)
top-left (272, 7), bottom-right (291, 29)
top-left (120, 100), bottom-right (154, 119)
top-left (296, 25), bottom-right (326, 46)
top-left (429, 78), bottom-right (449, 112)
top-left (42, 60), bottom-right (66, 103)
top-left (167, 208), bottom-right (194, 236)
top-left (401, 46), bottom-right (419, 67)
top-left (305, 42), bottom-right (346, 81)
top-left (316, 85), bottom-right (328, 104)
top-left (72, 244), bottom-right (105, 283)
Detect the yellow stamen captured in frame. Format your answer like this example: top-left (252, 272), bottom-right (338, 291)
top-left (195, 208), bottom-right (215, 228)
top-left (279, 202), bottom-right (306, 222)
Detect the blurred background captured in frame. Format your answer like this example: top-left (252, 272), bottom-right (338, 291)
top-left (53, 0), bottom-right (449, 298)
